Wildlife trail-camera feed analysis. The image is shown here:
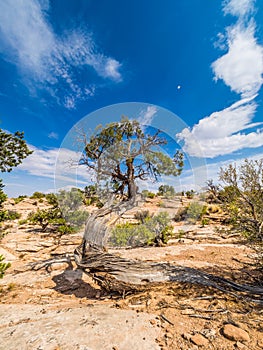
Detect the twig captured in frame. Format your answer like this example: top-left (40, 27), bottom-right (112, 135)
top-left (189, 314), bottom-right (215, 320)
top-left (160, 314), bottom-right (174, 325)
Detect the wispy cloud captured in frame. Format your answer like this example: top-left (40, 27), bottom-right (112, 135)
top-left (138, 106), bottom-right (158, 126)
top-left (18, 145), bottom-right (92, 186)
top-left (178, 0), bottom-right (263, 158)
top-left (0, 0), bottom-right (122, 109)
top-left (223, 0), bottom-right (256, 17)
top-left (48, 132), bottom-right (59, 140)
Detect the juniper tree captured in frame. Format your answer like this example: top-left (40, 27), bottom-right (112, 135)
top-left (79, 118), bottom-right (184, 202)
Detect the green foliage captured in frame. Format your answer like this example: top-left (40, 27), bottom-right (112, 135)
top-left (186, 201), bottom-right (207, 223)
top-left (0, 129), bottom-right (33, 173)
top-left (80, 118), bottom-right (183, 200)
top-left (30, 191), bottom-right (45, 199)
top-left (186, 190), bottom-right (195, 199)
top-left (84, 185), bottom-right (103, 207)
top-left (13, 195), bottom-right (27, 204)
top-left (219, 159), bottom-right (263, 242)
top-left (0, 254), bottom-right (11, 279)
top-left (56, 188), bottom-right (89, 228)
top-left (45, 193), bottom-right (59, 206)
top-left (141, 190), bottom-right (155, 199)
top-left (110, 211), bottom-right (173, 247)
top-left (134, 210), bottom-right (152, 223)
top-left (18, 219), bottom-right (28, 225)
top-left (4, 210), bottom-right (21, 221)
top-left (28, 208), bottom-right (60, 231)
top-left (28, 188), bottom-right (89, 233)
top-left (0, 180), bottom-right (7, 207)
top-left (201, 218), bottom-right (210, 227)
top-left (174, 206), bottom-right (188, 221)
top-left (0, 180), bottom-right (7, 222)
top-left (157, 185), bottom-right (175, 198)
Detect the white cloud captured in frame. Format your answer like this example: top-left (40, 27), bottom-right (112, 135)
top-left (223, 0), bottom-right (256, 17)
top-left (177, 97), bottom-right (263, 158)
top-left (212, 22), bottom-right (263, 98)
top-left (178, 0), bottom-right (263, 158)
top-left (138, 106), bottom-right (158, 126)
top-left (48, 132), bottom-right (58, 140)
top-left (18, 145), bottom-right (92, 186)
top-left (0, 0), bottom-right (122, 108)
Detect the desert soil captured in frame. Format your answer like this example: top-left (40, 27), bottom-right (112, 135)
top-left (0, 198), bottom-right (263, 350)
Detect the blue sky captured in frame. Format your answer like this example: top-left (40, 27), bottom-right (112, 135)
top-left (0, 0), bottom-right (263, 197)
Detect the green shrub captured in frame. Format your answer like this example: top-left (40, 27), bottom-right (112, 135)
top-left (186, 201), bottom-right (207, 223)
top-left (134, 210), bottom-right (151, 223)
top-left (5, 210), bottom-right (21, 220)
top-left (18, 219), bottom-right (28, 225)
top-left (30, 191), bottom-right (45, 199)
top-left (186, 190), bottom-right (195, 199)
top-left (110, 211), bottom-right (173, 247)
top-left (0, 254), bottom-right (11, 279)
top-left (13, 195), bottom-right (27, 204)
top-left (45, 193), bottom-right (58, 206)
top-left (28, 188), bottom-right (89, 233)
top-left (141, 190), bottom-right (155, 199)
top-left (157, 185), bottom-right (175, 198)
top-left (174, 206), bottom-right (188, 221)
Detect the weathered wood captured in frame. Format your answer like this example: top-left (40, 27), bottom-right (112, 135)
top-left (74, 242), bottom-right (263, 302)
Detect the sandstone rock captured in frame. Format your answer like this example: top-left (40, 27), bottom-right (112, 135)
top-left (236, 341), bottom-right (247, 349)
top-left (182, 332), bottom-right (191, 341)
top-left (190, 333), bottom-right (209, 347)
top-left (221, 324), bottom-right (250, 342)
top-left (181, 308), bottom-right (194, 315)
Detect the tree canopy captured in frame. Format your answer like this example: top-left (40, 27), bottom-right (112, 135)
top-left (79, 118), bottom-right (184, 200)
top-left (0, 129), bottom-right (33, 172)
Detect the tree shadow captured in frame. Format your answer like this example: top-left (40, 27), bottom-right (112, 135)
top-left (51, 260), bottom-right (101, 299)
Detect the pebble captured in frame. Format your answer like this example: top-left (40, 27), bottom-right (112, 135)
top-left (221, 324), bottom-right (250, 342)
top-left (190, 333), bottom-right (209, 347)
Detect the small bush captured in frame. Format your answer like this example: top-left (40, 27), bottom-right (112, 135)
top-left (186, 201), bottom-right (207, 223)
top-left (141, 190), bottom-right (155, 199)
top-left (110, 211), bottom-right (173, 247)
top-left (6, 210), bottom-right (21, 220)
top-left (13, 195), bottom-right (27, 204)
top-left (18, 219), bottom-right (28, 225)
top-left (157, 185), bottom-right (175, 198)
top-left (30, 191), bottom-right (45, 199)
top-left (134, 210), bottom-right (151, 223)
top-left (0, 254), bottom-right (11, 279)
top-left (174, 206), bottom-right (188, 221)
top-left (186, 190), bottom-right (195, 199)
top-left (0, 210), bottom-right (21, 221)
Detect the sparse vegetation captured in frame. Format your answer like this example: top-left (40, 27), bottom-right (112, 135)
top-left (185, 189), bottom-right (195, 199)
top-left (28, 188), bottom-right (88, 233)
top-left (186, 201), bottom-right (207, 223)
top-left (218, 159), bottom-right (263, 243)
top-left (110, 211), bottom-right (173, 247)
top-left (0, 254), bottom-right (11, 279)
top-left (13, 195), bottom-right (27, 204)
top-left (141, 190), bottom-right (155, 199)
top-left (157, 185), bottom-right (175, 198)
top-left (30, 191), bottom-right (45, 199)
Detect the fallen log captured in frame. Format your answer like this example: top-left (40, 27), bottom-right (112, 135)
top-left (74, 242), bottom-right (263, 302)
